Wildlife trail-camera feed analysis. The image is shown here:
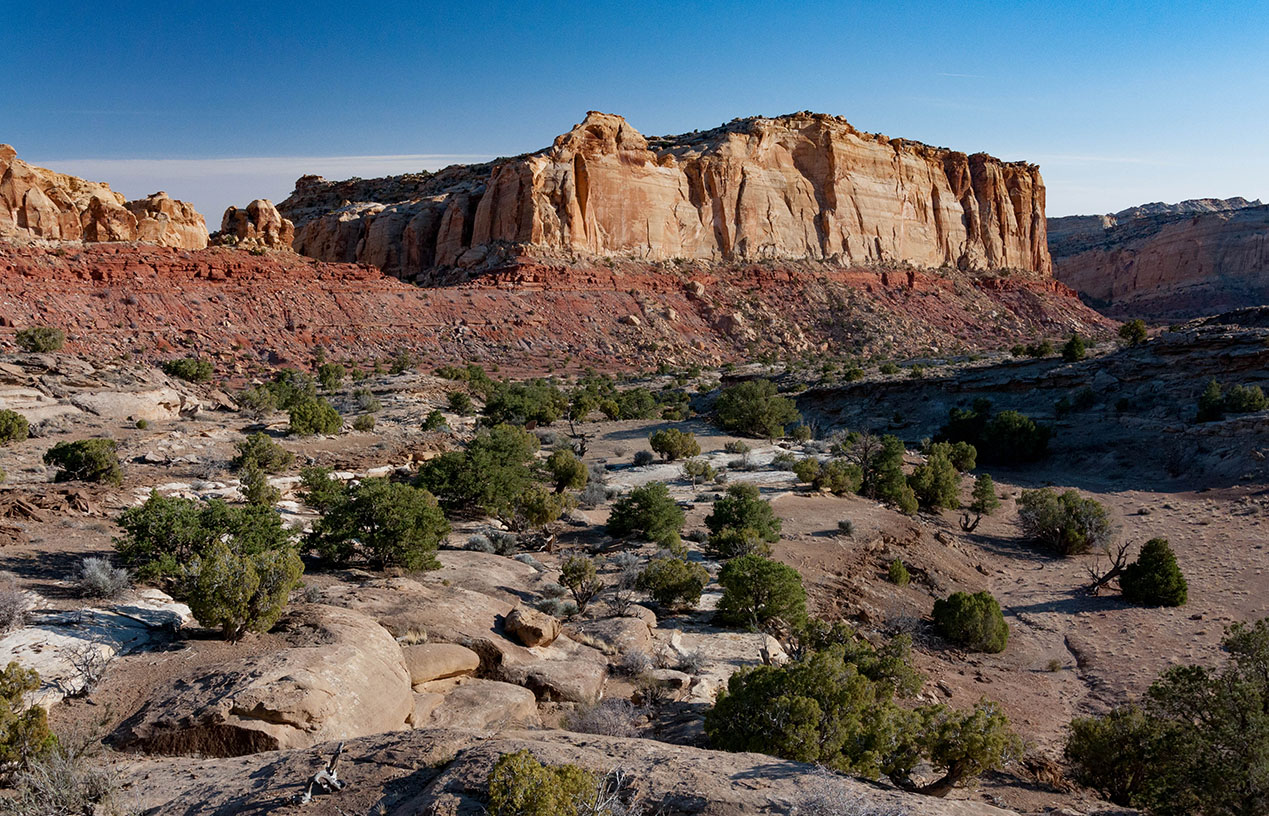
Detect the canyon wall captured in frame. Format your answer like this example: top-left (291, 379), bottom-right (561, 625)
top-left (281, 112), bottom-right (1051, 281)
top-left (1050, 199), bottom-right (1269, 320)
top-left (0, 144), bottom-right (208, 249)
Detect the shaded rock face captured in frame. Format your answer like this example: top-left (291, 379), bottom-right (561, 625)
top-left (281, 111), bottom-right (1051, 281)
top-left (218, 199), bottom-right (295, 249)
top-left (114, 605), bottom-right (413, 757)
top-left (1049, 198), bottom-right (1269, 320)
top-left (0, 145), bottom-right (207, 248)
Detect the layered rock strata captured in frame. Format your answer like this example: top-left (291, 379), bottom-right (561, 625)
top-left (281, 111), bottom-right (1051, 281)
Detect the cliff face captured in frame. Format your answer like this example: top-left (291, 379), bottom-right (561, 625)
top-left (1050, 199), bottom-right (1269, 320)
top-left (0, 144), bottom-right (208, 249)
top-left (281, 112), bottom-right (1051, 281)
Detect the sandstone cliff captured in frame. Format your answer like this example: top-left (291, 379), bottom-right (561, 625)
top-left (0, 144), bottom-right (208, 249)
top-left (1050, 199), bottom-right (1269, 320)
top-left (217, 199), bottom-right (295, 249)
top-left (281, 112), bottom-right (1051, 281)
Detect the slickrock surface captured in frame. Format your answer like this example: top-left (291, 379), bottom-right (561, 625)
top-left (1050, 197), bottom-right (1269, 319)
top-left (0, 145), bottom-right (208, 248)
top-left (0, 242), bottom-right (1110, 371)
top-left (282, 111), bottom-right (1051, 281)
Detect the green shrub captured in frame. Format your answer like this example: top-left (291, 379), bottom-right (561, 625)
top-left (715, 554), bottom-right (807, 631)
top-left (353, 387), bottom-right (382, 413)
top-left (681, 458), bottom-right (716, 486)
top-left (933, 591), bottom-right (1008, 653)
top-left (1016, 488), bottom-right (1112, 556)
top-left (648, 428), bottom-right (700, 461)
top-left (43, 439), bottom-right (121, 485)
top-left (1118, 319), bottom-right (1148, 346)
top-left (704, 483), bottom-right (781, 559)
top-left (510, 484), bottom-right (567, 531)
top-left (607, 482), bottom-right (684, 548)
top-left (888, 558), bottom-right (910, 586)
top-left (135, 418), bottom-right (149, 430)
top-left (316, 362), bottom-right (345, 391)
top-left (186, 539), bottom-right (303, 641)
top-left (307, 478), bottom-right (449, 570)
top-left (636, 556), bottom-right (708, 611)
top-left (907, 448), bottom-right (961, 510)
top-left (236, 385), bottom-right (278, 419)
top-left (232, 432), bottom-right (293, 473)
top-left (239, 464), bottom-right (280, 507)
top-left (482, 380), bottom-right (568, 426)
top-left (1120, 538), bottom-right (1187, 607)
top-left (422, 409), bottom-right (448, 431)
top-left (14, 327), bottom-right (64, 353)
top-left (352, 413), bottom-right (376, 432)
top-left (849, 434), bottom-right (917, 514)
top-left (1200, 380), bottom-right (1269, 421)
top-left (0, 662), bottom-right (57, 783)
top-left (288, 396), bottom-right (342, 436)
top-left (560, 555), bottom-right (603, 614)
top-left (1065, 619), bottom-right (1269, 815)
top-left (0, 411), bottom-right (29, 446)
top-left (705, 641), bottom-right (1020, 792)
top-left (928, 440), bottom-right (976, 472)
top-left (545, 449), bottom-right (587, 493)
top-left (1062, 334), bottom-right (1087, 362)
top-left (115, 493), bottom-right (295, 580)
top-left (415, 423), bottom-right (539, 518)
top-left (161, 357), bottom-right (213, 382)
top-left (714, 380), bottom-right (800, 438)
top-left (388, 349), bottom-right (418, 375)
top-left (485, 749), bottom-right (599, 816)
top-left (968, 474), bottom-right (1001, 516)
top-left (447, 390), bottom-right (473, 415)
top-left (267, 369), bottom-right (317, 409)
top-left (938, 400), bottom-right (1050, 464)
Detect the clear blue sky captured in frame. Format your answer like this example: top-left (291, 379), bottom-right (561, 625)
top-left (3, 0), bottom-right (1266, 220)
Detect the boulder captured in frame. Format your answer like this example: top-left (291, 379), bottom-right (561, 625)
top-left (114, 605), bottom-right (413, 756)
top-left (402, 643), bottom-right (480, 685)
top-left (421, 679), bottom-right (541, 731)
top-left (569, 616), bottom-right (652, 654)
top-left (70, 387), bottom-right (198, 421)
top-left (504, 606), bottom-right (561, 647)
top-left (219, 199), bottom-right (295, 249)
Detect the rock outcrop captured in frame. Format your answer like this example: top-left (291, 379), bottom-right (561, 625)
top-left (1050, 198), bottom-right (1269, 319)
top-left (217, 199), bottom-right (294, 249)
top-left (114, 605), bottom-right (413, 756)
top-left (0, 145), bottom-right (207, 248)
top-left (281, 111), bottom-right (1051, 281)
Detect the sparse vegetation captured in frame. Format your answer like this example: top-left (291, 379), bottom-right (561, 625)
top-left (14, 327), bottom-right (65, 353)
top-left (714, 379), bottom-right (800, 438)
top-left (43, 439), bottom-right (121, 485)
top-left (560, 555), bottom-right (604, 614)
top-left (1062, 334), bottom-right (1087, 362)
top-left (1016, 488), bottom-right (1113, 556)
top-left (1119, 318), bottom-right (1148, 346)
top-left (938, 399), bottom-right (1050, 464)
top-left (1196, 379), bottom-right (1268, 422)
top-left (161, 357), bottom-right (213, 382)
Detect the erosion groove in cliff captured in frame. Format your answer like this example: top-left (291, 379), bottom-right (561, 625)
top-left (280, 111), bottom-right (1052, 282)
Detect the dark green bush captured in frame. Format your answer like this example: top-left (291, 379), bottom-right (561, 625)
top-left (559, 554), bottom-right (603, 614)
top-left (161, 357), bottom-right (213, 382)
top-left (316, 362), bottom-right (345, 390)
top-left (715, 554), bottom-right (807, 630)
top-left (933, 591), bottom-right (1008, 653)
top-left (186, 539), bottom-right (303, 641)
top-left (648, 428), bottom-right (700, 461)
top-left (968, 474), bottom-right (1000, 516)
top-left (288, 396), bottom-right (342, 436)
top-left (14, 327), bottom-right (64, 353)
top-left (239, 464), bottom-right (280, 506)
top-left (714, 379), bottom-right (800, 438)
top-left (792, 457), bottom-right (862, 495)
top-left (0, 411), bottom-right (29, 446)
top-left (544, 449), bottom-right (587, 493)
top-left (1016, 488), bottom-right (1112, 556)
top-left (938, 400), bottom-right (1050, 464)
top-left (415, 423), bottom-right (539, 518)
top-left (888, 558), bottom-right (910, 586)
top-left (607, 482), bottom-right (684, 548)
top-left (482, 380), bottom-right (568, 426)
top-left (1118, 319), bottom-right (1148, 346)
top-left (232, 432), bottom-right (293, 473)
top-left (307, 477), bottom-right (449, 570)
top-left (1120, 538), bottom-right (1187, 607)
top-left (0, 662), bottom-right (57, 783)
top-left (267, 369), bottom-right (317, 409)
top-left (422, 409), bottom-right (448, 431)
top-left (636, 555), bottom-right (708, 611)
top-left (43, 439), bottom-right (121, 485)
top-left (907, 447), bottom-right (961, 510)
top-left (1062, 334), bottom-right (1087, 362)
top-left (447, 390), bottom-right (473, 415)
top-left (485, 749), bottom-right (598, 816)
top-left (352, 413), bottom-right (376, 432)
top-left (705, 482), bottom-right (781, 554)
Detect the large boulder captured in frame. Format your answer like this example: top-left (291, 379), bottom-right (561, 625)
top-left (504, 606), bottom-right (561, 647)
top-left (114, 605), bottom-right (412, 756)
top-left (402, 643), bottom-right (480, 685)
top-left (420, 679), bottom-right (540, 731)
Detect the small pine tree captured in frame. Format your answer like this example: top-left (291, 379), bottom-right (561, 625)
top-left (1118, 319), bottom-right (1148, 346)
top-left (969, 474), bottom-right (1001, 516)
top-left (908, 449), bottom-right (961, 510)
top-left (648, 428), bottom-right (701, 461)
top-left (888, 558), bottom-right (910, 586)
top-left (1196, 380), bottom-right (1224, 422)
top-left (545, 449), bottom-right (588, 493)
top-left (239, 464), bottom-right (280, 506)
top-left (636, 556), bottom-right (708, 611)
top-left (1062, 334), bottom-right (1087, 362)
top-left (186, 540), bottom-right (304, 642)
top-left (1120, 538), bottom-right (1187, 607)
top-left (559, 554), bottom-right (603, 614)
top-left (43, 439), bottom-right (121, 485)
top-left (288, 396), bottom-right (342, 436)
top-left (715, 554), bottom-right (807, 631)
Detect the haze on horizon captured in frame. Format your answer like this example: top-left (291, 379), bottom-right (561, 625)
top-left (4, 0), bottom-right (1267, 223)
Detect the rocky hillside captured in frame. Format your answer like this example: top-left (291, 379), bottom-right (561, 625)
top-left (0, 145), bottom-right (208, 249)
top-left (280, 111), bottom-right (1052, 282)
top-left (0, 242), bottom-right (1109, 371)
top-left (1049, 197), bottom-right (1268, 320)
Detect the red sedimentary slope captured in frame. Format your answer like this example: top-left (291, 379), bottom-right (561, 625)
top-left (0, 242), bottom-right (1109, 373)
top-left (282, 111), bottom-right (1051, 282)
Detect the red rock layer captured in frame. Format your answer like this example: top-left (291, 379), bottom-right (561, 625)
top-left (0, 242), bottom-right (1107, 373)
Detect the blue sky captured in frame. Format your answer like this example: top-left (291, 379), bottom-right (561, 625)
top-left (3, 0), bottom-right (1266, 220)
